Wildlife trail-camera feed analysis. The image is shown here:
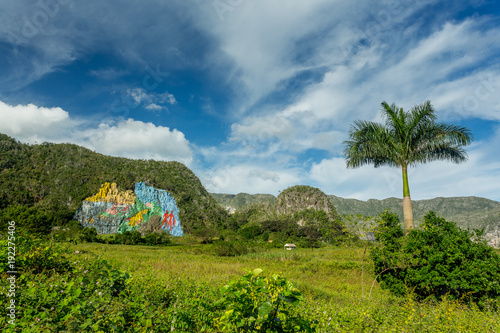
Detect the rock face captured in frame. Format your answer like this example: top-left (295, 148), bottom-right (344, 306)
top-left (275, 185), bottom-right (337, 216)
top-left (75, 182), bottom-right (183, 236)
top-left (485, 227), bottom-right (500, 248)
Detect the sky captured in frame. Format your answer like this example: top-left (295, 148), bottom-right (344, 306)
top-left (1, 0), bottom-right (500, 201)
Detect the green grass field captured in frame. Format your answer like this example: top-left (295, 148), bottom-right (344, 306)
top-left (64, 241), bottom-right (500, 332)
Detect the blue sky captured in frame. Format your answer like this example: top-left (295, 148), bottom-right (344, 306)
top-left (1, 0), bottom-right (500, 201)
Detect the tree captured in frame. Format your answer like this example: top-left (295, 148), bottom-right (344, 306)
top-left (343, 101), bottom-right (473, 234)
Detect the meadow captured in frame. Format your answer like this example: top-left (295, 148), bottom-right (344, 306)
top-left (64, 240), bottom-right (500, 332)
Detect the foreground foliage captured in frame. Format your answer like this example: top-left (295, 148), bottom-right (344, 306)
top-left (216, 268), bottom-right (314, 332)
top-left (371, 210), bottom-right (500, 304)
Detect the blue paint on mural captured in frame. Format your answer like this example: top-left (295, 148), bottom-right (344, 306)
top-left (135, 182), bottom-right (183, 236)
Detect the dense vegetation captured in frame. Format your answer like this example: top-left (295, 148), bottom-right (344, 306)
top-left (371, 211), bottom-right (500, 304)
top-left (2, 232), bottom-right (499, 332)
top-left (222, 186), bottom-right (348, 247)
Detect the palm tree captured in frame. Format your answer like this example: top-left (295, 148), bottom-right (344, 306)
top-left (343, 101), bottom-right (473, 234)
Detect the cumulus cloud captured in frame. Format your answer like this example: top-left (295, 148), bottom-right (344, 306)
top-left (200, 164), bottom-right (301, 195)
top-left (85, 119), bottom-right (192, 165)
top-left (0, 100), bottom-right (74, 142)
top-left (0, 99), bottom-right (193, 166)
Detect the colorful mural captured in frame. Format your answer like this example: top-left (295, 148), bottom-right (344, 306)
top-left (75, 182), bottom-right (183, 236)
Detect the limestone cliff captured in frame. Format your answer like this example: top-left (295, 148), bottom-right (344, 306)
top-left (275, 185), bottom-right (337, 216)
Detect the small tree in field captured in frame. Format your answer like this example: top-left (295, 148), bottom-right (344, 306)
top-left (343, 101), bottom-right (473, 234)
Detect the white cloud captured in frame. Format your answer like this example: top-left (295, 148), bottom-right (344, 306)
top-left (127, 88), bottom-right (149, 105)
top-left (200, 164), bottom-right (301, 195)
top-left (145, 103), bottom-right (164, 111)
top-left (0, 99), bottom-right (193, 166)
top-left (125, 88), bottom-right (177, 111)
top-left (0, 100), bottom-right (74, 141)
top-left (159, 92), bottom-right (177, 105)
top-left (310, 157), bottom-right (402, 200)
top-left (85, 119), bottom-right (192, 165)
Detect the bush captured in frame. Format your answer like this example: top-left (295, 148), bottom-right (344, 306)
top-left (79, 227), bottom-right (99, 243)
top-left (0, 232), bottom-right (72, 274)
top-left (143, 231), bottom-right (171, 246)
top-left (212, 240), bottom-right (249, 257)
top-left (114, 230), bottom-right (143, 245)
top-left (0, 205), bottom-right (53, 235)
top-left (371, 211), bottom-right (500, 304)
top-left (52, 220), bottom-right (82, 243)
top-left (239, 224), bottom-right (262, 240)
top-left (215, 268), bottom-right (315, 332)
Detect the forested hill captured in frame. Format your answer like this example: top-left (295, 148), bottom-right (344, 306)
top-left (328, 195), bottom-right (500, 230)
top-left (211, 193), bottom-right (500, 232)
top-left (0, 133), bottom-right (228, 232)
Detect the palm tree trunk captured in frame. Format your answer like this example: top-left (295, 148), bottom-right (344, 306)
top-left (402, 165), bottom-right (414, 235)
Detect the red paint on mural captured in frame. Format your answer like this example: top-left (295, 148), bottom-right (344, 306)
top-left (161, 211), bottom-right (176, 231)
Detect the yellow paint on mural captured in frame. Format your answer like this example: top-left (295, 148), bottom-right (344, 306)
top-left (85, 182), bottom-right (136, 205)
top-left (128, 209), bottom-right (149, 227)
top-left (87, 217), bottom-right (94, 224)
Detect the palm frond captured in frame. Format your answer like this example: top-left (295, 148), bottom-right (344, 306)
top-left (343, 119), bottom-right (400, 168)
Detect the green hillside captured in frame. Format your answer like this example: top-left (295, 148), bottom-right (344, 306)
top-left (0, 133), bottom-right (228, 232)
top-left (211, 191), bottom-right (500, 232)
top-left (211, 193), bottom-right (276, 212)
top-left (328, 195), bottom-right (500, 231)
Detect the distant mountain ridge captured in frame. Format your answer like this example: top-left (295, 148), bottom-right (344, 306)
top-left (211, 192), bottom-right (500, 232)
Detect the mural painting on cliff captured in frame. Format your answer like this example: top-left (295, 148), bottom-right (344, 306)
top-left (74, 182), bottom-right (183, 236)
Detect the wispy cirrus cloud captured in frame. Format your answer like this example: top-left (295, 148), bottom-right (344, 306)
top-left (125, 88), bottom-right (176, 112)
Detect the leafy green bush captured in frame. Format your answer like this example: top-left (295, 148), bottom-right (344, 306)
top-left (215, 268), bottom-right (315, 332)
top-left (371, 211), bottom-right (500, 304)
top-left (212, 240), bottom-right (250, 257)
top-left (239, 224), bottom-right (262, 240)
top-left (0, 205), bottom-right (53, 235)
top-left (143, 231), bottom-right (172, 246)
top-left (79, 227), bottom-right (100, 243)
top-left (113, 230), bottom-right (143, 245)
top-left (52, 220), bottom-right (82, 243)
top-left (0, 232), bottom-right (71, 274)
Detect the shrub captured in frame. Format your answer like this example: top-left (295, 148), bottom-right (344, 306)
top-left (371, 211), bottom-right (500, 304)
top-left (143, 231), bottom-right (172, 246)
top-left (215, 268), bottom-right (315, 332)
top-left (239, 224), bottom-right (262, 240)
top-left (114, 230), bottom-right (143, 245)
top-left (212, 240), bottom-right (249, 257)
top-left (79, 227), bottom-right (99, 243)
top-left (0, 232), bottom-right (72, 274)
top-left (52, 220), bottom-right (82, 243)
top-left (0, 205), bottom-right (53, 235)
